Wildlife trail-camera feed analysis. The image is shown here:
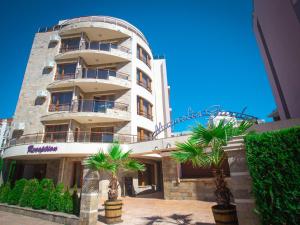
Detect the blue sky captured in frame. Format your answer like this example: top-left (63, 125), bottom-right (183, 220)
top-left (0, 0), bottom-right (275, 131)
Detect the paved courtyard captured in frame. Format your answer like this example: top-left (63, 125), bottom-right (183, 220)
top-left (0, 210), bottom-right (60, 225)
top-left (98, 195), bottom-right (215, 225)
top-left (0, 194), bottom-right (215, 225)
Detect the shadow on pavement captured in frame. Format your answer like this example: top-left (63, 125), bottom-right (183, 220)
top-left (143, 213), bottom-right (215, 225)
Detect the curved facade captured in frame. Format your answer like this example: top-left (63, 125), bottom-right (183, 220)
top-left (2, 16), bottom-right (171, 195)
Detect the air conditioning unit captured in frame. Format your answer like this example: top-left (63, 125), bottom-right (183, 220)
top-left (14, 122), bottom-right (25, 130)
top-left (49, 34), bottom-right (60, 43)
top-left (37, 90), bottom-right (48, 98)
top-left (44, 60), bottom-right (55, 69)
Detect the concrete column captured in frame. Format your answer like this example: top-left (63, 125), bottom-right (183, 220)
top-left (224, 136), bottom-right (260, 225)
top-left (79, 164), bottom-right (99, 225)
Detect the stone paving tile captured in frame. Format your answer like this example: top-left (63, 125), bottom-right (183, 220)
top-left (0, 211), bottom-right (61, 225)
top-left (97, 195), bottom-right (215, 225)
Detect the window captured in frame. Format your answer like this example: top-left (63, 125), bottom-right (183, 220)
top-left (44, 124), bottom-right (69, 143)
top-left (90, 127), bottom-right (114, 143)
top-left (137, 96), bottom-right (153, 120)
top-left (56, 63), bottom-right (77, 80)
top-left (49, 92), bottom-right (73, 112)
top-left (137, 69), bottom-right (152, 92)
top-left (60, 38), bottom-right (81, 53)
top-left (180, 160), bottom-right (230, 179)
top-left (137, 45), bottom-right (151, 68)
top-left (137, 127), bottom-right (152, 142)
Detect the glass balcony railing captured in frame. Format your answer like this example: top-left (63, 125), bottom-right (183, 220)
top-left (59, 41), bottom-right (131, 54)
top-left (54, 69), bottom-right (130, 81)
top-left (48, 100), bottom-right (129, 113)
top-left (7, 131), bottom-right (140, 147)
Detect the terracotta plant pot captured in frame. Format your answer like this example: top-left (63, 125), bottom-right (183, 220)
top-left (212, 204), bottom-right (239, 225)
top-left (105, 199), bottom-right (123, 224)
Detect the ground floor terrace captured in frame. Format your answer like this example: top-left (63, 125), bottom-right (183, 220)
top-left (0, 196), bottom-right (215, 225)
top-left (1, 135), bottom-right (228, 200)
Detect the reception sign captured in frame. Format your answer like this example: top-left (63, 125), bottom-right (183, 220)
top-left (27, 145), bottom-right (58, 154)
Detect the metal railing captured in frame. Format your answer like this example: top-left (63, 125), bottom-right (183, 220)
top-left (54, 73), bottom-right (76, 80)
top-left (8, 131), bottom-right (140, 147)
top-left (48, 100), bottom-right (129, 113)
top-left (137, 80), bottom-right (152, 92)
top-left (82, 68), bottom-right (129, 80)
top-left (58, 16), bottom-right (148, 45)
top-left (138, 111), bottom-right (153, 120)
top-left (54, 69), bottom-right (129, 81)
top-left (59, 42), bottom-right (131, 54)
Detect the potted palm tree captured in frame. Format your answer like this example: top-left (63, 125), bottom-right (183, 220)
top-left (172, 120), bottom-right (252, 225)
top-left (86, 143), bottom-right (145, 224)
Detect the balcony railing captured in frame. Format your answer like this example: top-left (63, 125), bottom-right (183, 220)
top-left (7, 131), bottom-right (141, 147)
top-left (59, 42), bottom-right (131, 54)
top-left (48, 100), bottom-right (129, 113)
top-left (138, 111), bottom-right (153, 120)
top-left (54, 69), bottom-right (129, 81)
top-left (137, 80), bottom-right (152, 92)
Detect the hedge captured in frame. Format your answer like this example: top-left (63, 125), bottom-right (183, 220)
top-left (19, 179), bottom-right (39, 207)
top-left (7, 178), bottom-right (27, 205)
top-left (244, 127), bottom-right (300, 225)
top-left (0, 178), bottom-right (79, 215)
top-left (32, 179), bottom-right (54, 210)
top-left (0, 182), bottom-right (11, 203)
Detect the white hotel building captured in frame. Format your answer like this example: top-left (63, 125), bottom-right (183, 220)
top-left (2, 16), bottom-right (172, 195)
top-left (2, 16), bottom-right (219, 200)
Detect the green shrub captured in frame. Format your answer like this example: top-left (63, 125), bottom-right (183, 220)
top-left (244, 127), bottom-right (300, 225)
top-left (32, 178), bottom-right (54, 210)
top-left (62, 188), bottom-right (73, 214)
top-left (7, 178), bottom-right (27, 205)
top-left (19, 179), bottom-right (39, 207)
top-left (47, 183), bottom-right (64, 212)
top-left (0, 182), bottom-right (11, 203)
top-left (0, 157), bottom-right (3, 173)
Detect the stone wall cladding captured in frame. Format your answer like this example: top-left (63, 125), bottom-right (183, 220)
top-left (225, 137), bottom-right (260, 225)
top-left (162, 156), bottom-right (218, 201)
top-left (14, 31), bottom-right (60, 135)
top-left (0, 203), bottom-right (79, 225)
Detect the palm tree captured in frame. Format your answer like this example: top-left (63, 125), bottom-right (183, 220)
top-left (85, 143), bottom-right (145, 201)
top-left (172, 120), bottom-right (252, 208)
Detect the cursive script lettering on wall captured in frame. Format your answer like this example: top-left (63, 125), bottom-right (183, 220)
top-left (27, 145), bottom-right (58, 154)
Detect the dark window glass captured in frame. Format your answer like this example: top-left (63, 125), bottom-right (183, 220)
top-left (137, 45), bottom-right (151, 67)
top-left (56, 63), bottom-right (76, 80)
top-left (137, 69), bottom-right (152, 92)
top-left (44, 124), bottom-right (68, 143)
top-left (50, 92), bottom-right (73, 111)
top-left (137, 127), bottom-right (152, 141)
top-left (180, 160), bottom-right (230, 179)
top-left (60, 38), bottom-right (80, 52)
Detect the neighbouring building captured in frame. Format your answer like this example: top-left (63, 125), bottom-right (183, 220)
top-left (253, 0), bottom-right (300, 120)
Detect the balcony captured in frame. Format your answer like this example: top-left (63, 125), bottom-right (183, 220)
top-left (48, 69), bottom-right (130, 92)
top-left (55, 42), bottom-right (131, 65)
top-left (7, 131), bottom-right (139, 147)
top-left (42, 100), bottom-right (130, 123)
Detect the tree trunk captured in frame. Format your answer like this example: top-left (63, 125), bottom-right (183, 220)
top-left (108, 175), bottom-right (119, 201)
top-left (212, 168), bottom-right (232, 208)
